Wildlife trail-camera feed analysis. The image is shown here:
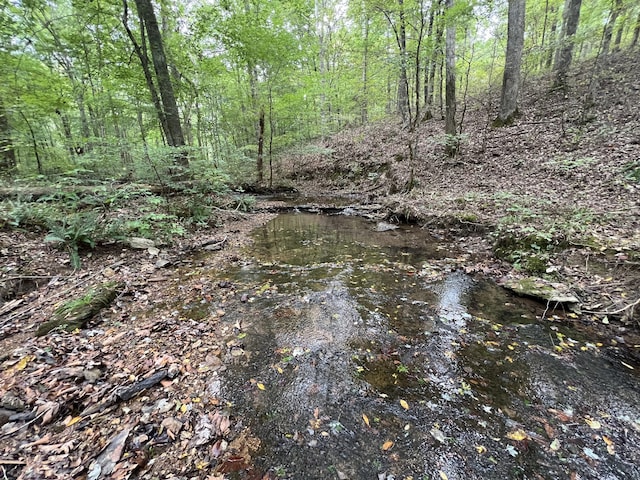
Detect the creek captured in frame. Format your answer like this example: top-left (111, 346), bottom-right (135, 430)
top-left (207, 212), bottom-right (640, 479)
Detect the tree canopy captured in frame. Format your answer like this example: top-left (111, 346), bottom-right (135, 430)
top-left (1, 0), bottom-right (637, 181)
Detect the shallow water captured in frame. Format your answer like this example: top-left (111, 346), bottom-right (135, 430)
top-left (211, 213), bottom-right (640, 479)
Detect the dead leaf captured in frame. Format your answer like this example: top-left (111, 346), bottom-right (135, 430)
top-left (400, 399), bottom-right (409, 410)
top-left (439, 471), bottom-right (448, 480)
top-left (585, 417), bottom-right (601, 430)
top-left (257, 382), bottom-right (266, 391)
top-left (550, 439), bottom-right (561, 451)
top-left (506, 429), bottom-right (529, 441)
top-left (430, 428), bottom-right (446, 443)
top-left (381, 440), bottom-right (394, 451)
top-left (362, 413), bottom-right (370, 427)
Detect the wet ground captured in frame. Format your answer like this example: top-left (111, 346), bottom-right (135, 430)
top-left (206, 213), bottom-right (639, 479)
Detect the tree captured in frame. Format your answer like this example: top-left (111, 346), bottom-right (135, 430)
top-left (133, 0), bottom-right (187, 166)
top-left (553, 0), bottom-right (583, 90)
top-left (0, 99), bottom-right (16, 173)
top-left (444, 0), bottom-right (457, 156)
top-left (494, 0), bottom-right (526, 127)
top-left (602, 0), bottom-right (623, 55)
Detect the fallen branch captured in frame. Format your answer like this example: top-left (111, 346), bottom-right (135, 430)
top-left (80, 369), bottom-right (168, 417)
top-left (582, 297), bottom-right (640, 316)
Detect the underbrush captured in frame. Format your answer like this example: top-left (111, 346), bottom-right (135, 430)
top-left (0, 182), bottom-right (256, 269)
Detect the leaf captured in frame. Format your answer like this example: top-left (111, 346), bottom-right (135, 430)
top-left (602, 435), bottom-right (615, 454)
top-left (550, 439), bottom-right (561, 451)
top-left (362, 413), bottom-right (370, 427)
top-left (257, 382), bottom-right (266, 391)
top-left (400, 399), bottom-right (409, 410)
top-left (14, 355), bottom-right (35, 371)
top-left (65, 416), bottom-right (82, 427)
top-left (584, 417), bottom-right (601, 430)
top-left (439, 471), bottom-right (448, 480)
top-left (430, 428), bottom-right (446, 443)
top-left (381, 440), bottom-right (394, 451)
top-left (506, 429), bottom-right (529, 441)
top-left (475, 445), bottom-right (487, 454)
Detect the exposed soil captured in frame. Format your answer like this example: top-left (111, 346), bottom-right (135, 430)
top-left (1, 52), bottom-right (639, 478)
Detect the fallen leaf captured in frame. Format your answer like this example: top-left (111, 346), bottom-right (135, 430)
top-left (439, 471), bottom-right (448, 480)
top-left (257, 382), bottom-right (266, 391)
top-left (430, 428), bottom-right (446, 443)
top-left (14, 355), bottom-right (35, 371)
top-left (475, 445), bottom-right (487, 454)
top-left (381, 440), bottom-right (394, 451)
top-left (400, 399), bottom-right (409, 410)
top-left (550, 439), bottom-right (561, 451)
top-left (65, 416), bottom-right (82, 427)
top-left (585, 417), bottom-right (601, 430)
top-left (602, 435), bottom-right (615, 454)
top-left (362, 413), bottom-right (370, 427)
top-left (506, 429), bottom-right (529, 441)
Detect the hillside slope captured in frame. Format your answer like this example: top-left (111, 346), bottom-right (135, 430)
top-left (280, 51), bottom-right (640, 331)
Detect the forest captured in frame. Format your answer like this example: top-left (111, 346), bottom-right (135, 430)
top-left (1, 0), bottom-right (637, 182)
top-left (1, 0), bottom-right (640, 479)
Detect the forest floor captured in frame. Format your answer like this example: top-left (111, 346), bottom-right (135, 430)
top-left (1, 52), bottom-right (639, 478)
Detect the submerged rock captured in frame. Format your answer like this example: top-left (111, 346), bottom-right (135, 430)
top-left (502, 277), bottom-right (580, 305)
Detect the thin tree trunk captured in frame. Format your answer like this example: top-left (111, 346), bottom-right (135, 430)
top-left (553, 0), bottom-right (583, 90)
top-left (18, 110), bottom-right (42, 175)
top-left (633, 12), bottom-right (640, 47)
top-left (494, 0), bottom-right (526, 126)
top-left (133, 0), bottom-right (187, 166)
top-left (546, 6), bottom-right (558, 68)
top-left (397, 0), bottom-right (410, 123)
top-left (0, 100), bottom-right (16, 173)
top-left (122, 0), bottom-right (169, 145)
top-left (602, 0), bottom-right (623, 55)
top-left (256, 106), bottom-right (265, 184)
top-left (361, 8), bottom-right (369, 125)
top-left (444, 0), bottom-right (457, 156)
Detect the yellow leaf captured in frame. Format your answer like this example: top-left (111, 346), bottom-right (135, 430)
top-left (180, 403), bottom-right (188, 413)
top-left (439, 471), bottom-right (448, 480)
top-left (506, 429), bottom-right (529, 441)
top-left (362, 413), bottom-right (370, 427)
top-left (65, 416), bottom-right (82, 427)
top-left (276, 366), bottom-right (284, 374)
top-left (475, 445), bottom-right (487, 454)
top-left (257, 382), bottom-right (266, 391)
top-left (400, 399), bottom-right (409, 410)
top-left (14, 355), bottom-right (35, 371)
top-left (381, 440), bottom-right (394, 451)
top-left (585, 417), bottom-right (601, 430)
top-left (602, 435), bottom-right (613, 446)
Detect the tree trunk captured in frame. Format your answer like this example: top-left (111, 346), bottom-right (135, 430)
top-left (553, 0), bottom-right (583, 90)
top-left (256, 106), bottom-right (265, 184)
top-left (545, 6), bottom-right (558, 68)
top-left (494, 0), bottom-right (526, 126)
top-left (361, 9), bottom-right (369, 125)
top-left (133, 0), bottom-right (187, 166)
top-left (444, 0), bottom-right (457, 156)
top-left (397, 0), bottom-right (410, 124)
top-left (0, 100), bottom-right (16, 173)
top-left (633, 12), bottom-right (640, 47)
top-left (602, 0), bottom-right (623, 55)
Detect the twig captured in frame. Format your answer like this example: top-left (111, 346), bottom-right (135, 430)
top-left (582, 297), bottom-right (640, 316)
top-left (0, 275), bottom-right (62, 282)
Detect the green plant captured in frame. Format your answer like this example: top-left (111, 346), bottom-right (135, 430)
top-left (45, 212), bottom-right (101, 269)
top-left (231, 195), bottom-right (256, 212)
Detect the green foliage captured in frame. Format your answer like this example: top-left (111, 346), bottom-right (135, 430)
top-left (230, 195), bottom-right (256, 212)
top-left (44, 212), bottom-right (101, 269)
top-left (0, 199), bottom-right (58, 229)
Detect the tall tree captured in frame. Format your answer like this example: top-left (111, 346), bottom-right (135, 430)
top-left (133, 0), bottom-right (187, 165)
top-left (602, 0), bottom-right (623, 55)
top-left (553, 0), bottom-right (583, 90)
top-left (444, 0), bottom-right (457, 156)
top-left (0, 99), bottom-right (16, 173)
top-left (494, 0), bottom-right (526, 126)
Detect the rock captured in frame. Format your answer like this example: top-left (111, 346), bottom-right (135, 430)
top-left (502, 277), bottom-right (580, 305)
top-left (375, 221), bottom-right (399, 232)
top-left (127, 237), bottom-right (156, 249)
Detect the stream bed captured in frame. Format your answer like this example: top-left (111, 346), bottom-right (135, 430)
top-left (207, 212), bottom-right (640, 479)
